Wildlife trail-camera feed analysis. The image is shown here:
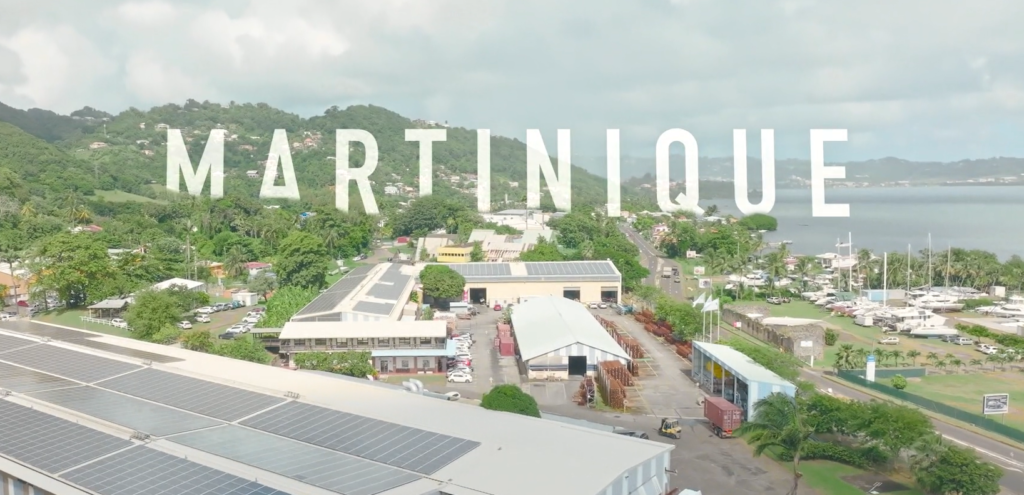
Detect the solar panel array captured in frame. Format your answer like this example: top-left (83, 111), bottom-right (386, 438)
top-left (240, 401), bottom-right (480, 475)
top-left (170, 426), bottom-right (422, 495)
top-left (66, 339), bottom-right (184, 363)
top-left (28, 386), bottom-right (223, 436)
top-left (352, 300), bottom-right (395, 316)
top-left (96, 367), bottom-right (286, 421)
top-left (61, 447), bottom-right (292, 495)
top-left (295, 265), bottom-right (375, 316)
top-left (0, 345), bottom-right (142, 383)
top-left (0, 399), bottom-right (133, 474)
top-left (525, 261), bottom-right (618, 277)
top-left (0, 321), bottom-right (96, 340)
top-left (0, 361), bottom-right (79, 393)
top-left (0, 333), bottom-right (39, 353)
top-left (446, 263), bottom-right (512, 278)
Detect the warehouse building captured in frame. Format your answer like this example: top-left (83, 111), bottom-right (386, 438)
top-left (443, 260), bottom-right (622, 306)
top-left (691, 341), bottom-right (797, 421)
top-left (278, 320), bottom-right (453, 373)
top-left (510, 296), bottom-right (631, 379)
top-left (0, 322), bottom-right (675, 495)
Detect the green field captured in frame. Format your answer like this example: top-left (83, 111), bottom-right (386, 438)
top-left (90, 189), bottom-right (165, 203)
top-left (878, 373), bottom-right (1024, 431)
top-left (799, 460), bottom-right (923, 495)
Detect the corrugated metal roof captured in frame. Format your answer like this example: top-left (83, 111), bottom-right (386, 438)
top-left (692, 341), bottom-right (794, 388)
top-left (509, 297), bottom-right (629, 362)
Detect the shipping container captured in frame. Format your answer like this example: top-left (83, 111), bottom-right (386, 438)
top-left (704, 397), bottom-right (743, 438)
top-left (499, 337), bottom-right (515, 356)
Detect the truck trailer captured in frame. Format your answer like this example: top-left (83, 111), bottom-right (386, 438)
top-left (704, 397), bottom-right (743, 438)
top-left (662, 267), bottom-right (672, 278)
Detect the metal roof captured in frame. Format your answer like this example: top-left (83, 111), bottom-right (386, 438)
top-left (692, 341), bottom-right (795, 388)
top-left (294, 264), bottom-right (414, 320)
top-left (442, 260), bottom-right (621, 284)
top-left (509, 297), bottom-right (630, 362)
top-left (0, 324), bottom-right (671, 495)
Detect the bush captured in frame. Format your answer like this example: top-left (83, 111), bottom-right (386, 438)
top-left (480, 384), bottom-right (541, 418)
top-left (891, 374), bottom-right (908, 390)
top-left (963, 298), bottom-right (994, 311)
top-left (778, 442), bottom-right (889, 469)
top-left (737, 213), bottom-right (778, 232)
top-left (824, 328), bottom-right (839, 346)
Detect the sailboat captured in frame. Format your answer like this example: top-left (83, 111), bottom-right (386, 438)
top-left (909, 239), bottom-right (964, 312)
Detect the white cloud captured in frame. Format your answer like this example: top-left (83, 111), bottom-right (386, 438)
top-left (0, 0), bottom-right (1022, 162)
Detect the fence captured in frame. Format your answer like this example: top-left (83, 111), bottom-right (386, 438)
top-left (836, 370), bottom-right (1024, 444)
top-left (79, 316), bottom-right (132, 331)
top-left (840, 367), bottom-right (928, 379)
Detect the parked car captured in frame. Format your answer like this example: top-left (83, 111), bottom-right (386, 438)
top-left (176, 321), bottom-right (192, 329)
top-left (194, 314), bottom-right (211, 323)
top-left (953, 337), bottom-right (974, 346)
top-left (226, 324), bottom-right (248, 334)
top-left (878, 336), bottom-right (900, 345)
top-left (242, 315), bottom-right (261, 324)
top-left (598, 302), bottom-right (608, 309)
top-left (111, 318), bottom-right (128, 329)
top-left (613, 430), bottom-right (650, 439)
top-left (588, 302), bottom-right (599, 309)
top-left (444, 391), bottom-right (461, 401)
top-left (766, 297), bottom-right (783, 305)
top-left (195, 306), bottom-right (214, 315)
top-left (493, 303), bottom-right (502, 311)
top-left (218, 332), bottom-right (236, 340)
top-left (0, 312), bottom-right (15, 321)
top-left (976, 343), bottom-right (996, 353)
top-left (980, 345), bottom-right (1001, 355)
top-left (447, 372), bottom-right (473, 383)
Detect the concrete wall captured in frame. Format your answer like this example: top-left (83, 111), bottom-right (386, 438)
top-left (1, 472), bottom-right (54, 495)
top-left (722, 306), bottom-right (825, 360)
top-left (599, 450), bottom-right (672, 495)
top-left (526, 343), bottom-right (628, 379)
top-left (467, 281), bottom-right (620, 306)
top-left (375, 355), bottom-right (444, 374)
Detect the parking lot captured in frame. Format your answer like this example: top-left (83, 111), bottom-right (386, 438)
top-left (438, 306), bottom-right (522, 399)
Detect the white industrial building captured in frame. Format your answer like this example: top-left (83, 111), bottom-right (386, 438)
top-left (290, 264), bottom-right (418, 322)
top-left (443, 260), bottom-right (622, 306)
top-left (0, 321), bottom-right (675, 495)
top-left (151, 277), bottom-right (206, 292)
top-left (510, 296), bottom-right (631, 379)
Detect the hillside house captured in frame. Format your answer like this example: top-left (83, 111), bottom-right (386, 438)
top-left (88, 142), bottom-right (108, 150)
top-left (246, 170), bottom-right (260, 178)
top-left (0, 263), bottom-right (32, 305)
top-left (384, 186), bottom-right (400, 195)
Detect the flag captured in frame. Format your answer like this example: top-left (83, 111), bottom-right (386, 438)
top-left (702, 298), bottom-right (719, 313)
top-left (692, 293), bottom-right (706, 307)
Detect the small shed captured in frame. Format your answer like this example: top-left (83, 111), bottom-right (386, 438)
top-left (232, 291), bottom-right (259, 307)
top-left (88, 298), bottom-right (131, 319)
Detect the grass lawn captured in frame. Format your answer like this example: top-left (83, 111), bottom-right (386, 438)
top-left (383, 374), bottom-right (448, 388)
top-left (878, 372), bottom-right (1024, 431)
top-left (36, 309), bottom-right (134, 338)
top-left (90, 189), bottom-right (165, 203)
top-left (798, 460), bottom-right (923, 495)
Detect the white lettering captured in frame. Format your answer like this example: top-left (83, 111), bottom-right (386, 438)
top-left (606, 129), bottom-right (621, 217)
top-left (336, 130), bottom-right (380, 215)
top-left (733, 129), bottom-right (776, 215)
top-left (405, 129), bottom-right (447, 197)
top-left (477, 129), bottom-right (491, 213)
top-left (655, 129), bottom-right (701, 214)
top-left (260, 129), bottom-right (300, 200)
top-left (810, 129), bottom-right (849, 217)
top-left (166, 129), bottom-right (225, 198)
top-left (526, 129), bottom-right (572, 211)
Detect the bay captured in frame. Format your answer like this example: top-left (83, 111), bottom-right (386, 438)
top-left (713, 186), bottom-right (1023, 260)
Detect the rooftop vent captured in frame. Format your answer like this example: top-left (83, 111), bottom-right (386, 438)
top-left (285, 391), bottom-right (300, 399)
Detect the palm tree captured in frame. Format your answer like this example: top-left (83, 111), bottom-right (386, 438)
top-left (834, 344), bottom-right (858, 371)
top-left (223, 246), bottom-right (249, 279)
top-left (985, 355), bottom-right (998, 371)
top-left (935, 360), bottom-right (947, 373)
top-left (857, 248), bottom-right (874, 290)
top-left (764, 252), bottom-right (787, 296)
top-left (926, 352), bottom-right (939, 366)
top-left (949, 358), bottom-right (964, 373)
top-left (944, 352), bottom-right (956, 362)
top-left (736, 392), bottom-right (813, 495)
top-left (891, 350), bottom-right (905, 368)
top-left (793, 256), bottom-right (817, 292)
top-left (969, 358), bottom-right (983, 372)
top-left (906, 350), bottom-right (921, 367)
top-left (909, 433), bottom-right (948, 473)
top-left (853, 348), bottom-right (870, 368)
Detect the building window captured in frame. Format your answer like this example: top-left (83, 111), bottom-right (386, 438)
top-left (401, 359), bottom-right (410, 368)
top-left (421, 359), bottom-right (431, 368)
top-left (356, 338), bottom-right (370, 347)
top-left (336, 339), bottom-right (348, 348)
top-left (314, 339), bottom-right (326, 346)
top-left (397, 338), bottom-right (412, 347)
top-left (375, 338), bottom-right (391, 348)
top-left (419, 337), bottom-right (433, 345)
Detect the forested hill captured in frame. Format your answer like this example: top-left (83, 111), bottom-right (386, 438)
top-left (0, 99), bottom-right (667, 211)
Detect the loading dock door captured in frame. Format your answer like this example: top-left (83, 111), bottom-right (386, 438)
top-left (563, 288), bottom-right (581, 301)
top-left (469, 288), bottom-right (487, 304)
top-left (600, 287), bottom-right (619, 303)
top-left (567, 356), bottom-right (587, 376)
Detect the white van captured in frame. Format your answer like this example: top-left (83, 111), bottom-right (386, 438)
top-left (449, 302), bottom-right (475, 315)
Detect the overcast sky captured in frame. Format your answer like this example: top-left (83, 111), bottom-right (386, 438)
top-left (1, 0), bottom-right (1023, 163)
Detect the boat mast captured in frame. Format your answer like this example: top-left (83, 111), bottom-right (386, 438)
top-left (883, 252), bottom-right (888, 307)
top-left (945, 245), bottom-right (951, 290)
top-left (906, 244), bottom-right (911, 291)
top-left (848, 232), bottom-right (853, 292)
top-left (927, 233), bottom-right (933, 291)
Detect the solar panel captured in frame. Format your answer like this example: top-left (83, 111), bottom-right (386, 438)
top-left (170, 426), bottom-right (422, 495)
top-left (0, 345), bottom-right (142, 383)
top-left (296, 265), bottom-right (374, 317)
top-left (0, 321), bottom-right (97, 340)
top-left (352, 301), bottom-right (395, 316)
top-left (60, 446), bottom-right (291, 495)
top-left (0, 333), bottom-right (39, 353)
top-left (447, 263), bottom-right (512, 278)
top-left (0, 399), bottom-right (133, 474)
top-left (240, 402), bottom-right (480, 475)
top-left (366, 279), bottom-right (408, 300)
top-left (95, 368), bottom-right (286, 421)
top-left (525, 261), bottom-right (617, 276)
top-left (64, 339), bottom-right (184, 363)
top-left (28, 386), bottom-right (223, 436)
top-left (0, 361), bottom-right (79, 393)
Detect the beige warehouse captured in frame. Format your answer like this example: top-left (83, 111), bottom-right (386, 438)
top-left (440, 261), bottom-right (622, 306)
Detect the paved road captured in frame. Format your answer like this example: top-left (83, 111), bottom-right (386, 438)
top-left (621, 225), bottom-right (686, 299)
top-left (622, 224), bottom-right (1024, 494)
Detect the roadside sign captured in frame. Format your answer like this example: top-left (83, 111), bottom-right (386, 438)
top-left (982, 394), bottom-right (1010, 415)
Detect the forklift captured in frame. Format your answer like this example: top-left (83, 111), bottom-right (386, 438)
top-left (658, 418), bottom-right (682, 439)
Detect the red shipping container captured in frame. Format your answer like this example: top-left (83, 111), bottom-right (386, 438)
top-left (704, 397), bottom-right (743, 438)
top-left (499, 336), bottom-right (515, 356)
